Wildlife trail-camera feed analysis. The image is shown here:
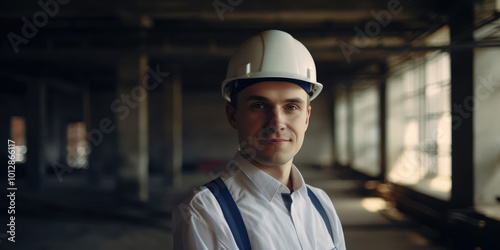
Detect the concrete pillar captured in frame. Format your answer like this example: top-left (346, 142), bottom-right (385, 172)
top-left (49, 90), bottom-right (63, 165)
top-left (378, 65), bottom-right (387, 181)
top-left (346, 83), bottom-right (354, 168)
top-left (449, 0), bottom-right (474, 208)
top-left (83, 86), bottom-right (100, 185)
top-left (26, 82), bottom-right (47, 190)
top-left (330, 83), bottom-right (337, 165)
top-left (116, 55), bottom-right (149, 202)
top-left (164, 72), bottom-right (183, 188)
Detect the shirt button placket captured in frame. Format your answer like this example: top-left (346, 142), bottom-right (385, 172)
top-left (290, 196), bottom-right (306, 249)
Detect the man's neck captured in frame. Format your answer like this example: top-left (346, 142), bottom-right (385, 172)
top-left (241, 153), bottom-right (293, 190)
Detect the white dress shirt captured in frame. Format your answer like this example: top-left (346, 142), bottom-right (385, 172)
top-left (173, 152), bottom-right (346, 250)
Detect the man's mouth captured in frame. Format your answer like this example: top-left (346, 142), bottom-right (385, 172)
top-left (260, 139), bottom-right (291, 144)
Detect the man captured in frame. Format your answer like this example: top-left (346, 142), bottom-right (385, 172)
top-left (173, 30), bottom-right (346, 250)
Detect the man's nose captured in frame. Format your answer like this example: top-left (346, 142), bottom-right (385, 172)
top-left (268, 108), bottom-right (286, 131)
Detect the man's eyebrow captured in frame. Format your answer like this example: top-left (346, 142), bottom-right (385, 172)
top-left (243, 95), bottom-right (269, 102)
top-left (243, 96), bottom-right (305, 104)
top-left (284, 98), bottom-right (305, 104)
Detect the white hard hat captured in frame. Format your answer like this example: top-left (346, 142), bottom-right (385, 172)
top-left (221, 30), bottom-right (323, 101)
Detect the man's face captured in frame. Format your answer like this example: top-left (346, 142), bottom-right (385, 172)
top-left (226, 81), bottom-right (311, 167)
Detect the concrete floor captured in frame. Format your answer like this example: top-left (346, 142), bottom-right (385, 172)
top-left (0, 166), bottom-right (448, 250)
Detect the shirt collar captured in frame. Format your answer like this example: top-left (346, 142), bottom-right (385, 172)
top-left (233, 151), bottom-right (307, 202)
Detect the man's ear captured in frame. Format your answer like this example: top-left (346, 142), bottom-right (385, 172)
top-left (226, 102), bottom-right (238, 129)
top-left (305, 105), bottom-right (312, 130)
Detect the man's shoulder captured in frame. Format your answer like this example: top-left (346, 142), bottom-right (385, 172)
top-left (175, 174), bottom-right (240, 214)
top-left (305, 184), bottom-right (334, 205)
top-left (173, 181), bottom-right (221, 226)
top-left (177, 181), bottom-right (216, 210)
top-left (173, 173), bottom-right (246, 227)
top-left (305, 184), bottom-right (327, 195)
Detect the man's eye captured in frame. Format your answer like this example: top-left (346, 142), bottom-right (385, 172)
top-left (285, 105), bottom-right (298, 111)
top-left (250, 103), bottom-right (266, 110)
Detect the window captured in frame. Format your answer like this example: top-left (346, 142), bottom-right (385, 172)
top-left (66, 122), bottom-right (89, 169)
top-left (10, 116), bottom-right (27, 163)
top-left (334, 84), bottom-right (350, 166)
top-left (387, 51), bottom-right (452, 200)
top-left (352, 82), bottom-right (380, 177)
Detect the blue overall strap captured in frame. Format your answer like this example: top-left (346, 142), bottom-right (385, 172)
top-left (307, 187), bottom-right (335, 243)
top-left (205, 178), bottom-right (251, 250)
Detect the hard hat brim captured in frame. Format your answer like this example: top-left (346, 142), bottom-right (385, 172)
top-left (221, 76), bottom-right (323, 102)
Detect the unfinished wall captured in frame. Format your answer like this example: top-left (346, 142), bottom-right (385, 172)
top-left (474, 47), bottom-right (500, 210)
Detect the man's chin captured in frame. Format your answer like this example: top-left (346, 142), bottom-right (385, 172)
top-left (254, 154), bottom-right (293, 167)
